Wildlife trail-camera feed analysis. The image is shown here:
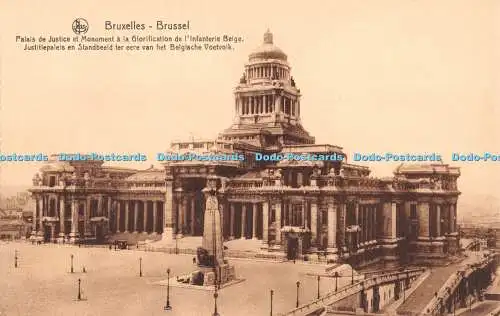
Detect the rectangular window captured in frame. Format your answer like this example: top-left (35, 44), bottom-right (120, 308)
top-left (410, 204), bottom-right (417, 219)
top-left (49, 176), bottom-right (56, 187)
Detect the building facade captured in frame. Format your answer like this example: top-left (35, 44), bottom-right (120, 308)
top-left (29, 31), bottom-right (461, 265)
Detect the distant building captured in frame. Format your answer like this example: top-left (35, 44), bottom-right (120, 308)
top-left (0, 198), bottom-right (34, 240)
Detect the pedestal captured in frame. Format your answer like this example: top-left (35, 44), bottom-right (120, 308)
top-left (197, 264), bottom-right (236, 287)
top-left (162, 227), bottom-right (174, 242)
top-left (69, 232), bottom-right (79, 243)
top-left (57, 233), bottom-right (66, 243)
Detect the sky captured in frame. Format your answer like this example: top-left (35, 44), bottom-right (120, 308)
top-left (0, 0), bottom-right (499, 207)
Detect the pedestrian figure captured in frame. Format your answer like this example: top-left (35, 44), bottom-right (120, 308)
top-left (82, 266), bottom-right (86, 273)
top-left (193, 257), bottom-right (196, 264)
top-left (109, 244), bottom-right (112, 250)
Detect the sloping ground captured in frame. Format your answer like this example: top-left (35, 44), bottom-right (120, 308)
top-left (396, 264), bottom-right (458, 315)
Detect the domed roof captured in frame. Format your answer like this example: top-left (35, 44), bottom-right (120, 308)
top-left (249, 30), bottom-right (287, 61)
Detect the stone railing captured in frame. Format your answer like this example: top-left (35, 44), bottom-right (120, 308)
top-left (421, 254), bottom-right (497, 316)
top-left (277, 268), bottom-right (426, 316)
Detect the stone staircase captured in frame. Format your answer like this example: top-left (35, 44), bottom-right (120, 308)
top-left (107, 232), bottom-right (162, 245)
top-left (396, 264), bottom-right (459, 315)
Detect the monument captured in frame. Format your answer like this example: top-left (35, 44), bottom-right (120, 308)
top-left (190, 178), bottom-right (236, 287)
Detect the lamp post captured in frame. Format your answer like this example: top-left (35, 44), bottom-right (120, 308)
top-left (317, 275), bottom-right (321, 299)
top-left (296, 281), bottom-right (300, 308)
top-left (14, 250), bottom-right (18, 268)
top-left (70, 254), bottom-right (74, 273)
top-left (139, 257), bottom-right (142, 277)
top-left (334, 272), bottom-right (339, 292)
top-left (351, 266), bottom-right (354, 285)
top-left (164, 268), bottom-right (172, 310)
top-left (270, 290), bottom-right (274, 316)
top-left (212, 291), bottom-right (220, 316)
top-left (77, 278), bottom-right (82, 300)
top-left (175, 235), bottom-right (179, 255)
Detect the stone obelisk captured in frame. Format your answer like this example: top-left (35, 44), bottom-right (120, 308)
top-left (195, 179), bottom-right (236, 287)
top-left (202, 190), bottom-right (224, 266)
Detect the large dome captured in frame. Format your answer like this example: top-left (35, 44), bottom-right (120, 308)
top-left (249, 30), bottom-right (287, 61)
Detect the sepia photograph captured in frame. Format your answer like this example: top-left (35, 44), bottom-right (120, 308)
top-left (0, 1), bottom-right (499, 315)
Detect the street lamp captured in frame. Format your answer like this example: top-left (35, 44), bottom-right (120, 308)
top-left (317, 275), bottom-right (321, 299)
top-left (139, 257), bottom-right (142, 277)
top-left (164, 268), bottom-right (172, 310)
top-left (296, 281), bottom-right (300, 308)
top-left (77, 278), bottom-right (82, 300)
top-left (14, 250), bottom-right (18, 268)
top-left (331, 272), bottom-right (339, 292)
top-left (70, 254), bottom-right (74, 273)
top-left (351, 266), bottom-right (354, 285)
top-left (175, 235), bottom-right (179, 255)
top-left (270, 290), bottom-right (274, 316)
top-left (212, 291), bottom-right (220, 316)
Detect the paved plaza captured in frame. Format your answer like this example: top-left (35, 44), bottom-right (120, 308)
top-left (0, 241), bottom-right (351, 316)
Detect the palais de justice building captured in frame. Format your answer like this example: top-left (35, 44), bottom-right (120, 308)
top-left (29, 31), bottom-right (461, 265)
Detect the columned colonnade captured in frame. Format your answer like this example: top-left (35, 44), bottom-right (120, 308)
top-left (31, 194), bottom-right (165, 242)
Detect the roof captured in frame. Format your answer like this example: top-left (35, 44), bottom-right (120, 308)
top-left (249, 30), bottom-right (287, 62)
top-left (39, 161), bottom-right (75, 173)
top-left (235, 171), bottom-right (263, 180)
top-left (394, 163), bottom-right (460, 175)
top-left (126, 170), bottom-right (164, 182)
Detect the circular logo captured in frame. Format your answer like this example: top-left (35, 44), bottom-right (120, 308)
top-left (72, 18), bottom-right (89, 35)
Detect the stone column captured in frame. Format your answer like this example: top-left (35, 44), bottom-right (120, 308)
top-left (84, 197), bottom-right (91, 238)
top-left (230, 203), bottom-right (235, 239)
top-left (134, 200), bottom-right (139, 232)
top-left (190, 197), bottom-right (195, 235)
top-left (220, 201), bottom-right (225, 238)
top-left (391, 203), bottom-right (397, 239)
top-left (252, 203), bottom-right (258, 239)
top-left (32, 196), bottom-right (38, 236)
top-left (275, 202), bottom-right (282, 243)
top-left (241, 204), bottom-right (247, 239)
top-left (69, 199), bottom-right (78, 242)
top-left (436, 204), bottom-right (441, 237)
top-left (38, 197), bottom-right (43, 235)
top-left (262, 201), bottom-right (269, 245)
top-left (339, 203), bottom-right (346, 249)
top-left (97, 196), bottom-right (103, 216)
top-left (183, 197), bottom-right (188, 234)
top-left (59, 196), bottom-right (65, 239)
top-left (382, 202), bottom-right (392, 238)
top-left (116, 201), bottom-right (121, 233)
top-left (124, 201), bottom-right (130, 233)
top-left (327, 202), bottom-right (337, 249)
top-left (302, 200), bottom-right (307, 227)
top-left (355, 203), bottom-right (359, 226)
top-left (418, 202), bottom-right (430, 237)
top-left (106, 197), bottom-right (111, 218)
top-left (143, 200), bottom-right (148, 233)
top-left (310, 201), bottom-right (318, 245)
top-left (360, 206), bottom-right (365, 243)
top-left (163, 180), bottom-right (174, 240)
top-left (153, 201), bottom-right (158, 234)
top-left (452, 204), bottom-right (457, 233)
top-left (106, 197), bottom-right (112, 233)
